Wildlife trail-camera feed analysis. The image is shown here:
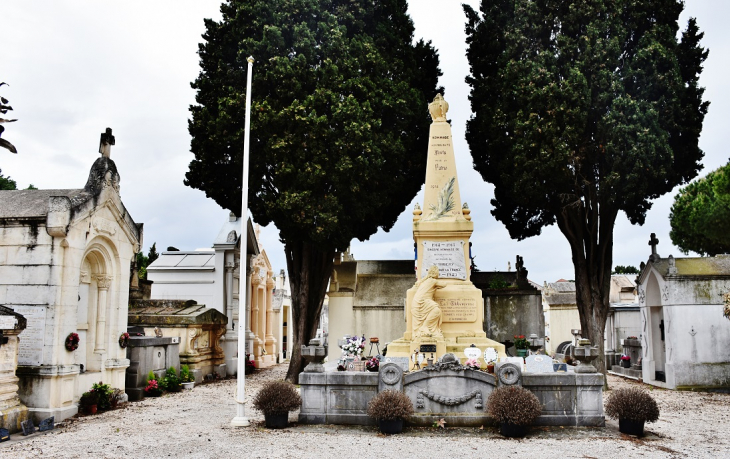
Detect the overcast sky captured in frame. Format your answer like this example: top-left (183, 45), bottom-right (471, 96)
top-left (2, 1), bottom-right (728, 284)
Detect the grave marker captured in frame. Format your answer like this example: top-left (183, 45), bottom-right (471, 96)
top-left (525, 355), bottom-right (554, 373)
top-left (21, 418), bottom-right (35, 436)
top-left (38, 416), bottom-right (55, 432)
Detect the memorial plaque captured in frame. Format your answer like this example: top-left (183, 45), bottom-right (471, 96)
top-left (14, 306), bottom-right (46, 366)
top-left (463, 346), bottom-right (481, 360)
top-left (483, 347), bottom-right (499, 363)
top-left (439, 298), bottom-right (477, 322)
top-left (38, 416), bottom-right (55, 432)
top-left (422, 241), bottom-right (466, 280)
top-left (21, 418), bottom-right (35, 436)
top-left (525, 355), bottom-right (554, 373)
top-left (0, 428), bottom-right (9, 442)
top-left (0, 316), bottom-right (17, 329)
top-left (419, 344), bottom-right (437, 353)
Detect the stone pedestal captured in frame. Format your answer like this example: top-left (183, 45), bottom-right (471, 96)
top-left (0, 307), bottom-right (28, 434)
top-left (125, 336), bottom-right (180, 401)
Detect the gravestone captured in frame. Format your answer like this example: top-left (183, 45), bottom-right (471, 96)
top-left (21, 418), bottom-right (35, 436)
top-left (501, 356), bottom-right (525, 370)
top-left (525, 355), bottom-right (554, 373)
top-left (38, 416), bottom-right (55, 432)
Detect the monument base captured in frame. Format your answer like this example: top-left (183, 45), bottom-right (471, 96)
top-left (387, 336), bottom-right (505, 370)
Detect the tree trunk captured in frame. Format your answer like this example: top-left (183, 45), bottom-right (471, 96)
top-left (284, 240), bottom-right (335, 383)
top-left (555, 196), bottom-right (618, 388)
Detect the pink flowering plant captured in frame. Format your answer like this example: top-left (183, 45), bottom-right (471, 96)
top-left (620, 355), bottom-right (631, 362)
top-left (464, 358), bottom-right (480, 369)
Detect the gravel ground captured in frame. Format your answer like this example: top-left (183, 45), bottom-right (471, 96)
top-left (2, 364), bottom-right (729, 458)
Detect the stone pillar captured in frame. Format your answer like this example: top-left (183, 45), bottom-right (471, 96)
top-left (250, 274), bottom-right (262, 358)
top-left (265, 274), bottom-right (277, 357)
top-left (0, 323), bottom-right (28, 433)
top-left (225, 261), bottom-right (235, 334)
top-left (244, 259), bottom-right (256, 354)
top-left (94, 275), bottom-right (112, 352)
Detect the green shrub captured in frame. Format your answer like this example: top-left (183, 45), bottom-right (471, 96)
top-left (79, 391), bottom-right (99, 408)
top-left (180, 365), bottom-right (194, 383)
top-left (160, 367), bottom-right (181, 392)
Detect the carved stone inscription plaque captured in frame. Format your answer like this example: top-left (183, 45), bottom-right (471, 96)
top-left (422, 240), bottom-right (466, 280)
top-left (438, 298), bottom-right (476, 322)
top-left (15, 306), bottom-right (46, 366)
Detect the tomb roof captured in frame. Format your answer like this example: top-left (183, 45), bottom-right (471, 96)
top-left (651, 255), bottom-right (730, 278)
top-left (0, 189), bottom-right (88, 219)
top-left (148, 251), bottom-right (215, 270)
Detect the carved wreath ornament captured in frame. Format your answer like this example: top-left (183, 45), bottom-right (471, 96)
top-left (416, 389), bottom-right (482, 409)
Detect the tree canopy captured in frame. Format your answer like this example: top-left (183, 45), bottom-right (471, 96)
top-left (670, 163), bottom-right (730, 256)
top-left (0, 82), bottom-right (18, 154)
top-left (0, 169), bottom-right (17, 190)
top-left (464, 0), bottom-right (708, 376)
top-left (186, 0), bottom-right (441, 380)
top-left (612, 265), bottom-right (639, 275)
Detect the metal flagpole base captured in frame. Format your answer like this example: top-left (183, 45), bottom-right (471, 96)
top-left (231, 416), bottom-right (250, 427)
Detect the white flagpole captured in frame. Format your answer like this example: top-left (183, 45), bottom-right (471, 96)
top-left (232, 56), bottom-right (254, 427)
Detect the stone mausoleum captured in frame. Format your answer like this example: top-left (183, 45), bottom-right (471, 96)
top-left (637, 234), bottom-right (730, 390)
top-left (0, 129), bottom-right (142, 421)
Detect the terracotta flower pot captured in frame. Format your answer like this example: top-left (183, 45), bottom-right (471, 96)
top-left (86, 404), bottom-right (97, 415)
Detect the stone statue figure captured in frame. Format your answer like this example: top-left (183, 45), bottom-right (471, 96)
top-left (428, 94), bottom-right (449, 122)
top-left (412, 265), bottom-right (448, 338)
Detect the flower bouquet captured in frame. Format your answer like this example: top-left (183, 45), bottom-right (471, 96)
top-left (341, 335), bottom-right (366, 358)
top-left (119, 332), bottom-right (130, 349)
top-left (464, 358), bottom-right (480, 370)
top-left (620, 355), bottom-right (631, 368)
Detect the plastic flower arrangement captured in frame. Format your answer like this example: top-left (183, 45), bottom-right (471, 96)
top-left (621, 355), bottom-right (631, 362)
top-left (341, 335), bottom-right (366, 358)
top-left (118, 332), bottom-right (130, 348)
top-left (464, 358), bottom-right (480, 369)
top-left (65, 332), bottom-right (80, 351)
top-left (245, 353), bottom-right (256, 375)
top-left (366, 357), bottom-right (380, 372)
top-left (513, 335), bottom-right (529, 350)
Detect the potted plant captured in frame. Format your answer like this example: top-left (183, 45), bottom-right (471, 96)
top-left (605, 387), bottom-right (659, 436)
top-left (366, 357), bottom-right (380, 372)
top-left (110, 388), bottom-right (125, 409)
top-left (252, 381), bottom-right (302, 428)
top-left (144, 371), bottom-right (163, 397)
top-left (513, 335), bottom-right (529, 357)
top-left (620, 355), bottom-right (631, 368)
top-left (245, 353), bottom-right (256, 375)
top-left (366, 390), bottom-right (414, 434)
top-left (160, 367), bottom-right (181, 393)
top-left (180, 365), bottom-right (195, 390)
top-left (91, 381), bottom-right (113, 410)
top-left (79, 391), bottom-right (100, 414)
top-left (487, 386), bottom-right (542, 438)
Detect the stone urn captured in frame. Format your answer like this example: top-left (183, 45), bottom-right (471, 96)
top-left (571, 339), bottom-right (599, 373)
top-left (301, 338), bottom-right (328, 373)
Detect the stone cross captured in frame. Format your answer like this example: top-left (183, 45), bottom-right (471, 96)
top-left (99, 127), bottom-right (115, 158)
top-left (648, 233), bottom-right (660, 262)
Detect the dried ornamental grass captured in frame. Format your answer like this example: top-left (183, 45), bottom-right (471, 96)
top-left (252, 381), bottom-right (302, 415)
top-left (605, 387), bottom-right (659, 423)
top-left (487, 386), bottom-right (543, 426)
top-left (367, 390), bottom-right (414, 421)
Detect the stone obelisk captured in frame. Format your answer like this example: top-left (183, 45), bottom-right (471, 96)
top-left (387, 95), bottom-right (505, 364)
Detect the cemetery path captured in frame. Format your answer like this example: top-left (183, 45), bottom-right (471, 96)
top-left (2, 365), bottom-right (728, 458)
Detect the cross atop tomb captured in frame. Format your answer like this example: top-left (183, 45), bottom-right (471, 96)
top-left (649, 233), bottom-right (660, 262)
top-left (99, 127), bottom-right (115, 158)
